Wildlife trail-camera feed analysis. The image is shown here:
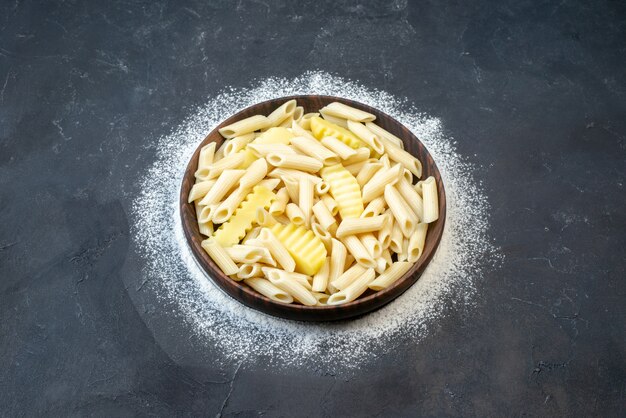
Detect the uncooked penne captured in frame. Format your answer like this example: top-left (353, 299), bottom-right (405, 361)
top-left (361, 196), bottom-right (386, 218)
top-left (198, 169), bottom-right (245, 206)
top-left (319, 109), bottom-right (349, 128)
top-left (223, 133), bottom-right (255, 156)
top-left (291, 135), bottom-right (340, 166)
top-left (312, 257), bottom-right (330, 292)
top-left (389, 221), bottom-right (403, 254)
top-left (188, 179), bottom-right (216, 203)
top-left (321, 195), bottom-right (339, 216)
top-left (380, 138), bottom-right (422, 178)
top-left (341, 148), bottom-right (371, 166)
top-left (360, 233), bottom-right (382, 259)
top-left (219, 115), bottom-right (269, 138)
top-left (285, 203), bottom-right (305, 225)
top-left (312, 200), bottom-right (337, 232)
top-left (397, 176), bottom-right (424, 221)
top-left (321, 102), bottom-right (376, 123)
top-left (421, 176), bottom-right (439, 223)
top-left (224, 244), bottom-right (267, 264)
top-left (336, 215), bottom-right (388, 238)
top-left (384, 184), bottom-right (417, 238)
top-left (247, 143), bottom-right (296, 157)
top-left (365, 121), bottom-right (404, 149)
top-left (201, 239), bottom-right (238, 275)
top-left (266, 153), bottom-right (323, 173)
top-left (329, 238), bottom-right (347, 286)
top-left (258, 228), bottom-right (296, 272)
top-left (265, 269), bottom-right (316, 306)
top-left (347, 120), bottom-right (384, 154)
top-left (298, 113), bottom-right (319, 130)
top-left (240, 158), bottom-right (268, 189)
top-left (198, 142), bottom-right (217, 169)
top-left (320, 136), bottom-right (357, 160)
top-left (368, 262), bottom-right (413, 291)
top-left (198, 204), bottom-right (219, 223)
top-left (362, 163), bottom-right (402, 203)
top-left (330, 263), bottom-right (368, 291)
top-left (269, 187), bottom-right (289, 216)
top-left (356, 162), bottom-right (383, 187)
top-left (377, 212), bottom-right (393, 249)
top-left (206, 152), bottom-right (245, 179)
top-left (408, 223), bottom-right (428, 262)
top-left (282, 175), bottom-right (299, 204)
top-left (299, 177), bottom-right (314, 226)
top-left (244, 277), bottom-right (293, 303)
top-left (311, 221), bottom-right (332, 253)
top-left (266, 99), bottom-right (297, 128)
top-left (327, 268), bottom-right (375, 305)
top-left (212, 186), bottom-right (249, 223)
top-left (342, 235), bottom-right (376, 269)
top-left (237, 263), bottom-right (264, 280)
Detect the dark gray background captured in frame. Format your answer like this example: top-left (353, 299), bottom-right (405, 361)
top-left (1, 0), bottom-right (625, 416)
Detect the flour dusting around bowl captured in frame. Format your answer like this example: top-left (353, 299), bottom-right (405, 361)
top-left (131, 72), bottom-right (499, 370)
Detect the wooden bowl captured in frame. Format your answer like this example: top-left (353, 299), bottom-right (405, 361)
top-left (180, 95), bottom-right (446, 321)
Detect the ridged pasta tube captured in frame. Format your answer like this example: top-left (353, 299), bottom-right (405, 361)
top-left (320, 164), bottom-right (364, 219)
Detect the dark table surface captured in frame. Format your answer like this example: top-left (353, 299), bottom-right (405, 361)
top-left (1, 1), bottom-right (625, 416)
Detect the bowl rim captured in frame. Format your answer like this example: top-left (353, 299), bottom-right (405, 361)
top-left (180, 94), bottom-right (446, 321)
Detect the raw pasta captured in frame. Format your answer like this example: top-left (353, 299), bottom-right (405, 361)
top-left (190, 99), bottom-right (441, 306)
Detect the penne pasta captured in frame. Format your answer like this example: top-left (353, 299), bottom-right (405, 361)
top-left (321, 195), bottom-right (339, 216)
top-left (361, 196), bottom-right (386, 218)
top-left (198, 221), bottom-right (214, 237)
top-left (329, 238), bottom-right (347, 286)
top-left (285, 203), bottom-right (305, 225)
top-left (198, 204), bottom-right (219, 223)
top-left (268, 167), bottom-right (322, 184)
top-left (377, 212), bottom-right (393, 249)
top-left (379, 138), bottom-right (422, 178)
top-left (321, 102), bottom-right (376, 123)
top-left (188, 179), bottom-right (216, 203)
top-left (266, 153), bottom-right (323, 173)
top-left (269, 187), bottom-right (289, 216)
top-left (201, 239), bottom-right (239, 276)
top-left (223, 133), bottom-right (255, 156)
top-left (258, 228), bottom-right (296, 272)
top-left (264, 268), bottom-right (317, 306)
top-left (311, 221), bottom-right (332, 253)
top-left (266, 99), bottom-right (297, 128)
top-left (293, 106), bottom-right (304, 122)
top-left (198, 169), bottom-right (245, 206)
top-left (237, 263), bottom-right (264, 280)
top-left (244, 277), bottom-right (293, 303)
top-left (255, 208), bottom-right (277, 227)
top-left (342, 235), bottom-right (376, 268)
top-left (356, 162), bottom-right (383, 187)
top-left (219, 115), bottom-right (269, 138)
top-left (298, 113), bottom-right (319, 130)
top-left (198, 142), bottom-right (217, 169)
top-left (282, 175), bottom-right (299, 204)
top-left (320, 136), bottom-right (357, 160)
top-left (247, 143), bottom-right (296, 157)
top-left (327, 268), bottom-right (375, 305)
top-left (319, 109), bottom-right (349, 128)
top-left (312, 200), bottom-right (337, 232)
top-left (312, 291), bottom-right (330, 305)
top-left (408, 223), bottom-right (428, 262)
top-left (397, 176), bottom-right (424, 221)
top-left (341, 148), bottom-right (372, 166)
top-left (206, 152), bottom-right (245, 179)
top-left (241, 227), bottom-right (261, 244)
top-left (315, 180), bottom-right (330, 195)
top-left (368, 262), bottom-right (413, 291)
top-left (347, 120), bottom-right (384, 154)
top-left (257, 178), bottom-right (281, 191)
top-left (290, 135), bottom-right (341, 166)
top-left (330, 263), bottom-right (368, 291)
top-left (360, 233), bottom-right (382, 259)
top-left (212, 186), bottom-right (249, 224)
top-left (240, 158), bottom-right (268, 189)
top-left (384, 184), bottom-right (417, 238)
top-left (224, 244), bottom-right (267, 264)
top-left (299, 177), bottom-right (314, 226)
top-left (421, 176), bottom-right (439, 223)
top-left (361, 163), bottom-right (402, 203)
top-left (364, 121), bottom-right (404, 149)
top-left (336, 215), bottom-right (388, 238)
top-left (389, 220), bottom-right (404, 253)
top-left (312, 257), bottom-right (330, 292)
top-left (414, 180), bottom-right (424, 197)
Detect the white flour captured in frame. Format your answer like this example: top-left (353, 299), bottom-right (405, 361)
top-left (131, 72), bottom-right (498, 370)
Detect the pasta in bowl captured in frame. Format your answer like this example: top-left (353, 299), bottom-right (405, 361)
top-left (180, 96), bottom-right (446, 321)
